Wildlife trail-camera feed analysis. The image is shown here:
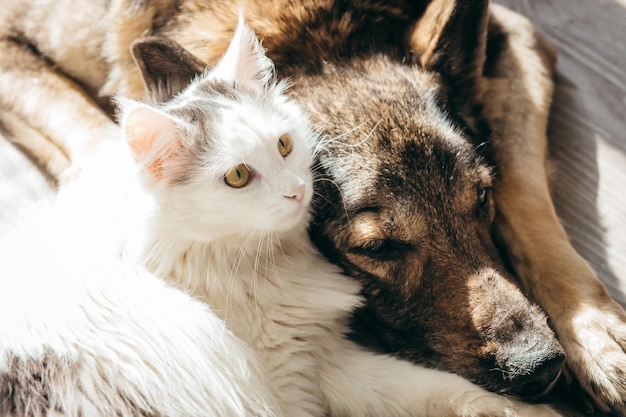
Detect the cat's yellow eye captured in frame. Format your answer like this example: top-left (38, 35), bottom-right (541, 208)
top-left (278, 134), bottom-right (293, 157)
top-left (224, 163), bottom-right (250, 188)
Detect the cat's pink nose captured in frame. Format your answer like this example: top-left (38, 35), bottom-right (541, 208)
top-left (284, 184), bottom-right (305, 203)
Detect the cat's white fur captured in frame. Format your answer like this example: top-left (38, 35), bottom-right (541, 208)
top-left (0, 21), bottom-right (563, 417)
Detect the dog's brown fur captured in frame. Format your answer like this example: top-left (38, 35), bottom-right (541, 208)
top-left (1, 0), bottom-right (626, 414)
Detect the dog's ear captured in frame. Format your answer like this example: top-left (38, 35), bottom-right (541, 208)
top-left (131, 37), bottom-right (207, 103)
top-left (407, 0), bottom-right (489, 128)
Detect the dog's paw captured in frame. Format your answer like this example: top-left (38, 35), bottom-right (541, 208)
top-left (513, 403), bottom-right (563, 417)
top-left (560, 302), bottom-right (626, 416)
top-left (448, 390), bottom-right (562, 417)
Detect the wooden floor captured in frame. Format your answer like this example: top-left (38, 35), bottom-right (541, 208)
top-left (495, 0), bottom-right (626, 308)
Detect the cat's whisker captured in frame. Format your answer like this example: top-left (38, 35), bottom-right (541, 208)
top-left (268, 231), bottom-right (284, 294)
top-left (313, 141), bottom-right (343, 164)
top-left (311, 119), bottom-right (372, 157)
top-left (225, 232), bottom-right (255, 323)
top-left (274, 229), bottom-right (288, 264)
top-left (311, 177), bottom-right (354, 233)
top-left (264, 232), bottom-right (275, 294)
top-left (342, 118), bottom-right (382, 171)
top-left (313, 120), bottom-right (381, 184)
top-left (251, 231), bottom-right (267, 318)
top-left (311, 133), bottom-right (329, 160)
top-left (262, 232), bottom-right (271, 295)
top-left (204, 242), bottom-right (215, 292)
top-left (352, 118), bottom-right (381, 150)
top-left (263, 231), bottom-right (274, 300)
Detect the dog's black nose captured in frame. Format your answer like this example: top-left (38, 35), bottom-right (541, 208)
top-left (507, 351), bottom-right (566, 399)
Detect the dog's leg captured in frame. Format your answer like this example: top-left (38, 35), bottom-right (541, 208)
top-left (0, 38), bottom-right (114, 177)
top-left (485, 5), bottom-right (626, 414)
top-left (0, 109), bottom-right (69, 179)
top-left (317, 338), bottom-right (562, 417)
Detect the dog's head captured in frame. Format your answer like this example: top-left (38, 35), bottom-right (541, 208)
top-left (284, 0), bottom-right (565, 399)
top-left (129, 0), bottom-right (565, 399)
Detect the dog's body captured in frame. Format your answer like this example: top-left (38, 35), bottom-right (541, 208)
top-left (1, 0), bottom-right (626, 414)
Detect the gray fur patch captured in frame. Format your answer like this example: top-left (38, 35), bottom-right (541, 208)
top-left (0, 350), bottom-right (72, 417)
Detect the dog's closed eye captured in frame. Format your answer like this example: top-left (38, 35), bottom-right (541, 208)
top-left (350, 239), bottom-right (412, 261)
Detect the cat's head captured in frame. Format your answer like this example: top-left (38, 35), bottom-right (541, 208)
top-left (118, 21), bottom-right (316, 241)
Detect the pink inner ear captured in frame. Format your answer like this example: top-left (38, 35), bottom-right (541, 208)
top-left (125, 107), bottom-right (181, 178)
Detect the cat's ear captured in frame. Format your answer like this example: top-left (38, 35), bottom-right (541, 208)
top-left (131, 37), bottom-right (207, 103)
top-left (208, 16), bottom-right (274, 91)
top-left (121, 101), bottom-right (182, 179)
top-left (406, 0), bottom-right (488, 129)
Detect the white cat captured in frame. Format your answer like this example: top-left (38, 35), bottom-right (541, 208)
top-left (0, 21), bottom-right (563, 417)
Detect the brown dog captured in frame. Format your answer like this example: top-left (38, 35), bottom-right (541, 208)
top-left (1, 0), bottom-right (625, 414)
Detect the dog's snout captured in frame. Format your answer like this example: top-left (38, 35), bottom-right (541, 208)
top-left (486, 298), bottom-right (565, 399)
top-left (468, 268), bottom-right (565, 398)
top-left (494, 341), bottom-right (565, 399)
top-left (511, 355), bottom-right (565, 399)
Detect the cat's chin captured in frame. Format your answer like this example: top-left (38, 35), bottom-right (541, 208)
top-left (272, 203), bottom-right (310, 234)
